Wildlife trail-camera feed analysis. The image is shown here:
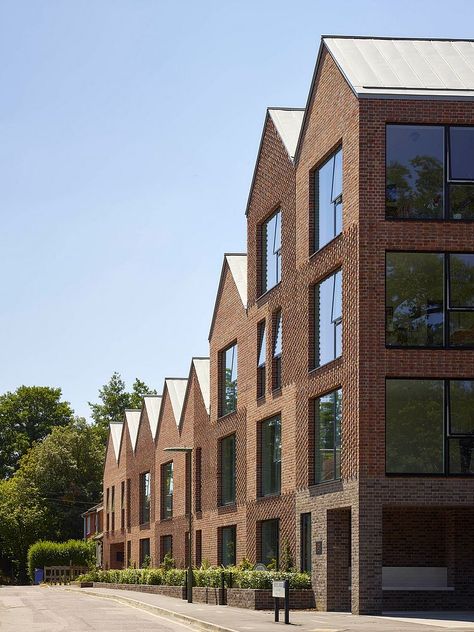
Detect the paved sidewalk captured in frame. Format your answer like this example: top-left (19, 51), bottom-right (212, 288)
top-left (63, 586), bottom-right (474, 632)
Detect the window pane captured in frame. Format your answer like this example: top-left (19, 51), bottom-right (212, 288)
top-left (262, 210), bottom-right (281, 293)
top-left (449, 311), bottom-right (474, 346)
top-left (273, 312), bottom-right (282, 357)
top-left (260, 519), bottom-right (279, 568)
top-left (162, 462), bottom-right (173, 518)
top-left (257, 322), bottom-right (266, 367)
top-left (221, 526), bottom-right (236, 566)
top-left (386, 379), bottom-right (444, 474)
top-left (221, 435), bottom-right (236, 505)
top-left (315, 389), bottom-right (341, 483)
top-left (449, 438), bottom-right (474, 474)
top-left (261, 416), bottom-right (281, 496)
top-left (450, 380), bottom-right (474, 435)
top-left (386, 252), bottom-right (444, 346)
top-left (161, 535), bottom-right (172, 561)
top-left (300, 513), bottom-right (312, 573)
top-left (315, 148), bottom-right (342, 250)
top-left (449, 184), bottom-right (474, 219)
top-left (386, 125), bottom-right (444, 219)
top-left (450, 127), bottom-right (474, 181)
top-left (316, 270), bottom-right (342, 366)
top-left (222, 344), bottom-right (237, 415)
top-left (449, 254), bottom-right (474, 308)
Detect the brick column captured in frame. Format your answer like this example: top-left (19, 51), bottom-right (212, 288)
top-left (351, 498), bottom-right (383, 614)
top-left (312, 508), bottom-right (328, 610)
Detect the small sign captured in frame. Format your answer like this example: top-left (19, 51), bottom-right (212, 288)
top-left (254, 563), bottom-right (267, 571)
top-left (272, 580), bottom-right (286, 599)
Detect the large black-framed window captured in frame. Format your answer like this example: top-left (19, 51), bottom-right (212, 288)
top-left (139, 538), bottom-right (150, 568)
top-left (386, 124), bottom-right (474, 220)
top-left (139, 471), bottom-right (151, 525)
top-left (259, 415), bottom-right (281, 497)
top-left (386, 252), bottom-right (474, 348)
top-left (161, 535), bottom-right (172, 562)
top-left (259, 519), bottom-right (279, 568)
top-left (257, 320), bottom-right (266, 398)
top-left (313, 269), bottom-right (342, 368)
top-left (220, 433), bottom-right (236, 506)
top-left (314, 388), bottom-right (341, 483)
top-left (272, 310), bottom-right (282, 390)
top-left (300, 513), bottom-right (312, 573)
top-left (260, 208), bottom-right (282, 294)
top-left (314, 146), bottom-right (342, 252)
top-left (121, 480), bottom-right (125, 530)
top-left (219, 342), bottom-right (238, 416)
top-left (386, 378), bottom-right (474, 475)
top-left (161, 461), bottom-right (173, 519)
top-left (219, 525), bottom-right (237, 567)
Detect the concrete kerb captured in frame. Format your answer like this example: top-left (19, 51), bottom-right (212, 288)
top-left (65, 587), bottom-right (240, 632)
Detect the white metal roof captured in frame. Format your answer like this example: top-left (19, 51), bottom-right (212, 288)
top-left (109, 422), bottom-right (124, 462)
top-left (268, 109), bottom-right (304, 160)
top-left (125, 409), bottom-right (141, 452)
top-left (323, 37), bottom-right (474, 99)
top-left (226, 254), bottom-right (247, 308)
top-left (144, 395), bottom-right (162, 441)
top-left (193, 358), bottom-right (210, 413)
top-left (166, 379), bottom-right (188, 426)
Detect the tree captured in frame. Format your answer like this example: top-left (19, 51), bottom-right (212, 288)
top-left (0, 386), bottom-right (74, 479)
top-left (89, 372), bottom-right (156, 442)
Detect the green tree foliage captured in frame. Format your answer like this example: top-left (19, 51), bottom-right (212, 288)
top-left (89, 372), bottom-right (156, 442)
top-left (0, 386), bottom-right (74, 479)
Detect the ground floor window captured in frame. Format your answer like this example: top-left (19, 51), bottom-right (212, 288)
top-left (195, 530), bottom-right (202, 567)
top-left (126, 540), bottom-right (131, 567)
top-left (259, 519), bottom-right (279, 569)
top-left (300, 513), bottom-right (312, 573)
top-left (219, 525), bottom-right (236, 567)
top-left (314, 388), bottom-right (341, 483)
top-left (161, 535), bottom-right (172, 562)
top-left (139, 538), bottom-right (150, 568)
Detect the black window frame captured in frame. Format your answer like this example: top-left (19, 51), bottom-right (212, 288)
top-left (312, 145), bottom-right (343, 254)
top-left (139, 471), bottom-right (151, 525)
top-left (272, 310), bottom-right (282, 391)
top-left (385, 251), bottom-right (474, 350)
top-left (219, 433), bottom-right (236, 506)
top-left (259, 415), bottom-right (282, 498)
top-left (386, 377), bottom-right (474, 477)
top-left (259, 207), bottom-right (282, 296)
top-left (385, 123), bottom-right (474, 221)
top-left (300, 512), bottom-right (312, 573)
top-left (161, 535), bottom-right (173, 562)
top-left (219, 341), bottom-right (238, 417)
top-left (314, 388), bottom-right (342, 484)
top-left (257, 319), bottom-right (266, 399)
top-left (312, 268), bottom-right (343, 369)
top-left (161, 461), bottom-right (174, 520)
top-left (139, 537), bottom-right (151, 568)
top-left (219, 525), bottom-right (237, 567)
top-left (259, 518), bottom-right (280, 569)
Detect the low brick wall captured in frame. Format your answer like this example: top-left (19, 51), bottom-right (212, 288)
top-left (226, 588), bottom-right (315, 610)
top-left (92, 582), bottom-right (185, 599)
top-left (193, 586), bottom-right (224, 605)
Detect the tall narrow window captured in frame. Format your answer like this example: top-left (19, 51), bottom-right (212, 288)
top-left (314, 270), bottom-right (342, 368)
top-left (259, 519), bottom-right (279, 568)
top-left (161, 535), bottom-right (172, 562)
top-left (300, 513), bottom-right (312, 573)
top-left (161, 462), bottom-right (173, 519)
top-left (106, 488), bottom-right (110, 532)
top-left (220, 526), bottom-right (237, 566)
top-left (195, 447), bottom-right (202, 513)
top-left (219, 342), bottom-right (237, 416)
top-left (126, 478), bottom-right (131, 528)
top-left (260, 416), bottom-right (281, 496)
top-left (315, 389), bottom-right (342, 483)
top-left (272, 310), bottom-right (282, 390)
top-left (195, 530), bottom-right (202, 567)
top-left (314, 147), bottom-right (342, 251)
top-left (220, 434), bottom-right (236, 506)
top-left (139, 538), bottom-right (150, 568)
top-left (121, 481), bottom-right (125, 529)
top-left (111, 485), bottom-right (115, 531)
top-left (257, 320), bottom-right (266, 398)
top-left (139, 471), bottom-right (151, 524)
top-left (126, 540), bottom-right (132, 567)
top-left (261, 208), bottom-right (282, 294)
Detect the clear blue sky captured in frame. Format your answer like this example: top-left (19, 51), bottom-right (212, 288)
top-left (1, 0), bottom-right (473, 419)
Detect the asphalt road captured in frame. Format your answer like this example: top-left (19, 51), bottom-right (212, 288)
top-left (0, 586), bottom-right (195, 632)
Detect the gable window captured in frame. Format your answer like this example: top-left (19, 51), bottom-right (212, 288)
top-left (386, 252), bottom-right (474, 348)
top-left (259, 519), bottom-right (279, 568)
top-left (386, 378), bottom-right (474, 475)
top-left (261, 208), bottom-right (281, 294)
top-left (314, 147), bottom-right (342, 252)
top-left (139, 471), bottom-right (151, 525)
top-left (259, 415), bottom-right (281, 497)
top-left (220, 434), bottom-right (236, 506)
top-left (272, 310), bottom-right (282, 390)
top-left (314, 269), bottom-right (342, 368)
top-left (257, 320), bottom-right (266, 398)
top-left (220, 525), bottom-right (237, 567)
top-left (219, 342), bottom-right (238, 416)
top-left (314, 389), bottom-right (342, 484)
top-left (161, 462), bottom-right (173, 519)
top-left (386, 124), bottom-right (474, 220)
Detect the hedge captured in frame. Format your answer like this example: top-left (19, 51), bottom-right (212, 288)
top-left (28, 539), bottom-right (95, 580)
top-left (77, 566), bottom-right (311, 590)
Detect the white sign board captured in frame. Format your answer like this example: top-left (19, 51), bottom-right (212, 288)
top-left (272, 580), bottom-right (286, 598)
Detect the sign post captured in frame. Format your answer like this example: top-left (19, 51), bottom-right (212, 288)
top-left (272, 580), bottom-right (290, 624)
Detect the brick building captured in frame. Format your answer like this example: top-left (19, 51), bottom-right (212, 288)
top-left (102, 36), bottom-right (474, 614)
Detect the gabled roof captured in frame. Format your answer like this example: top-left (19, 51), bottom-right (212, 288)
top-left (268, 108), bottom-right (304, 160)
top-left (125, 409), bottom-right (141, 452)
top-left (144, 395), bottom-right (162, 441)
top-left (209, 254), bottom-right (247, 340)
top-left (324, 36), bottom-right (474, 99)
top-left (192, 357), bottom-right (210, 414)
top-left (165, 378), bottom-right (188, 426)
top-left (109, 422), bottom-right (124, 462)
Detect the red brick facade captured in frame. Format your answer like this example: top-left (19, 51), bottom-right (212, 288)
top-left (103, 38), bottom-right (474, 614)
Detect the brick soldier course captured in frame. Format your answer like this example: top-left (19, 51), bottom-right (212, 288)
top-left (102, 36), bottom-right (474, 614)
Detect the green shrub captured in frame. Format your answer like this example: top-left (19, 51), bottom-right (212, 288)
top-left (28, 539), bottom-right (95, 580)
top-left (160, 552), bottom-right (175, 571)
